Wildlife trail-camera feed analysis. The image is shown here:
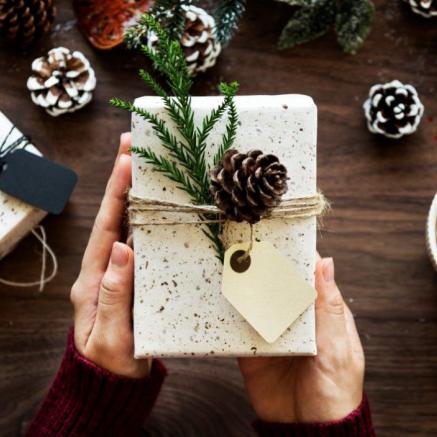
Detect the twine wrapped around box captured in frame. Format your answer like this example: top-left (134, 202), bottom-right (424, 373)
top-left (128, 191), bottom-right (328, 226)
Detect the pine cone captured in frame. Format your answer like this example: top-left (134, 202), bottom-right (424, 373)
top-left (363, 80), bottom-right (424, 139)
top-left (26, 47), bottom-right (97, 117)
top-left (405, 0), bottom-right (437, 17)
top-left (210, 149), bottom-right (288, 224)
top-left (0, 0), bottom-right (56, 47)
top-left (147, 5), bottom-right (222, 76)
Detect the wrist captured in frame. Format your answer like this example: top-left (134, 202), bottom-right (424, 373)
top-left (254, 394), bottom-right (375, 437)
top-left (75, 327), bottom-right (150, 379)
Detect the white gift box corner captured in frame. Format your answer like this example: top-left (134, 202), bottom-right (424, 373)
top-left (0, 111), bottom-right (47, 260)
top-left (131, 95), bottom-right (317, 358)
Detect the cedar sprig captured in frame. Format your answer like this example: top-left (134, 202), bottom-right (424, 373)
top-left (111, 14), bottom-right (239, 261)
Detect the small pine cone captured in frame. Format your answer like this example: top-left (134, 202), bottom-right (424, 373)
top-left (148, 5), bottom-right (222, 76)
top-left (26, 47), bottom-right (97, 117)
top-left (405, 0), bottom-right (437, 17)
top-left (363, 80), bottom-right (424, 139)
top-left (0, 0), bottom-right (56, 47)
top-left (210, 149), bottom-right (288, 224)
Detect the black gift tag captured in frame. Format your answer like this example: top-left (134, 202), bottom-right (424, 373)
top-left (0, 149), bottom-right (77, 214)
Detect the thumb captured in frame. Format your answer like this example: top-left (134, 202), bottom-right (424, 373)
top-left (315, 257), bottom-right (345, 318)
top-left (96, 242), bottom-right (134, 326)
top-left (315, 257), bottom-right (348, 354)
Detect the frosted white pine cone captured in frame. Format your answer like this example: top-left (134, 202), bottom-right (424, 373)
top-left (26, 47), bottom-right (97, 117)
top-left (405, 0), bottom-right (437, 18)
top-left (363, 80), bottom-right (424, 139)
top-left (147, 5), bottom-right (221, 76)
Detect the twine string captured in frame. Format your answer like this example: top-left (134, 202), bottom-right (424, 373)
top-left (0, 226), bottom-right (58, 292)
top-left (237, 223), bottom-right (254, 264)
top-left (0, 125), bottom-right (31, 159)
top-left (128, 191), bottom-right (329, 226)
top-left (128, 190), bottom-right (329, 261)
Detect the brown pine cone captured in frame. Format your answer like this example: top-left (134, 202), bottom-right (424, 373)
top-left (210, 149), bottom-right (288, 224)
top-left (0, 0), bottom-right (56, 47)
top-left (26, 47), bottom-right (97, 117)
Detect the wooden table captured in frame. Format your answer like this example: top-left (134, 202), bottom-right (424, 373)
top-left (1, 0), bottom-right (436, 435)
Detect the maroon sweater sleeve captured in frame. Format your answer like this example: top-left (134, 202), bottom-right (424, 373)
top-left (254, 394), bottom-right (375, 437)
top-left (26, 330), bottom-right (167, 437)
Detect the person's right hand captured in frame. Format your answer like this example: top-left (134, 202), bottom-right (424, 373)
top-left (239, 256), bottom-right (365, 423)
top-left (70, 133), bottom-right (150, 379)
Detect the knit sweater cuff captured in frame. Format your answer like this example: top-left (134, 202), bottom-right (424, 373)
top-left (253, 394), bottom-right (375, 437)
top-left (27, 329), bottom-right (167, 437)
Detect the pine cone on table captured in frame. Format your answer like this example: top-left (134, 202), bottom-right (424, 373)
top-left (405, 0), bottom-right (437, 17)
top-left (209, 149), bottom-right (289, 224)
top-left (147, 5), bottom-right (222, 76)
top-left (0, 0), bottom-right (55, 47)
top-left (26, 47), bottom-right (97, 117)
top-left (363, 80), bottom-right (424, 139)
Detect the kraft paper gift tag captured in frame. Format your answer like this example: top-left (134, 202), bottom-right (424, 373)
top-left (222, 241), bottom-right (317, 344)
top-left (131, 94), bottom-right (318, 357)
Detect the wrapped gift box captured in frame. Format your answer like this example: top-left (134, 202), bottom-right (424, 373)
top-left (131, 95), bottom-right (317, 357)
top-left (0, 112), bottom-right (47, 260)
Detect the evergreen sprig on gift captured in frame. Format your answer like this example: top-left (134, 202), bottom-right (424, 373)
top-left (276, 0), bottom-right (375, 54)
top-left (111, 14), bottom-right (239, 261)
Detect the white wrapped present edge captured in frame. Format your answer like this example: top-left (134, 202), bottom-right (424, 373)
top-left (0, 111), bottom-right (47, 260)
top-left (131, 95), bottom-right (318, 358)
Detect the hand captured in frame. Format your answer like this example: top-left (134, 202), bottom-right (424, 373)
top-left (70, 133), bottom-right (150, 379)
top-left (238, 256), bottom-right (364, 423)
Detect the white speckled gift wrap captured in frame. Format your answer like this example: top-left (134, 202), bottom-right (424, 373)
top-left (131, 95), bottom-right (317, 358)
top-left (0, 112), bottom-right (47, 260)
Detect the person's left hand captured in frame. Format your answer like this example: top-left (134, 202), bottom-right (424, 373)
top-left (70, 133), bottom-right (150, 379)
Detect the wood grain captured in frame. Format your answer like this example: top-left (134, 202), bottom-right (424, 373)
top-left (1, 0), bottom-right (437, 435)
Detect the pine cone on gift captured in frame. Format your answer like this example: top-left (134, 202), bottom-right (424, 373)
top-left (26, 47), bottom-right (97, 117)
top-left (148, 5), bottom-right (222, 76)
top-left (363, 80), bottom-right (424, 139)
top-left (405, 0), bottom-right (437, 18)
top-left (210, 149), bottom-right (289, 224)
top-left (0, 0), bottom-right (56, 47)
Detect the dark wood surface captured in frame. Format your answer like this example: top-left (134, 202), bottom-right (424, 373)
top-left (1, 0), bottom-right (437, 435)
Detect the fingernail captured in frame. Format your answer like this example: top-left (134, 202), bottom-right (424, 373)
top-left (322, 258), bottom-right (335, 282)
top-left (120, 132), bottom-right (130, 143)
top-left (111, 242), bottom-right (128, 267)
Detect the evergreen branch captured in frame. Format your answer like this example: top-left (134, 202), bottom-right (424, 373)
top-left (202, 224), bottom-right (225, 260)
top-left (213, 0), bottom-right (246, 45)
top-left (213, 84), bottom-right (239, 165)
top-left (110, 98), bottom-right (201, 192)
top-left (197, 81), bottom-right (239, 153)
top-left (131, 146), bottom-right (204, 204)
top-left (114, 15), bottom-right (242, 262)
top-left (138, 69), bottom-right (167, 97)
